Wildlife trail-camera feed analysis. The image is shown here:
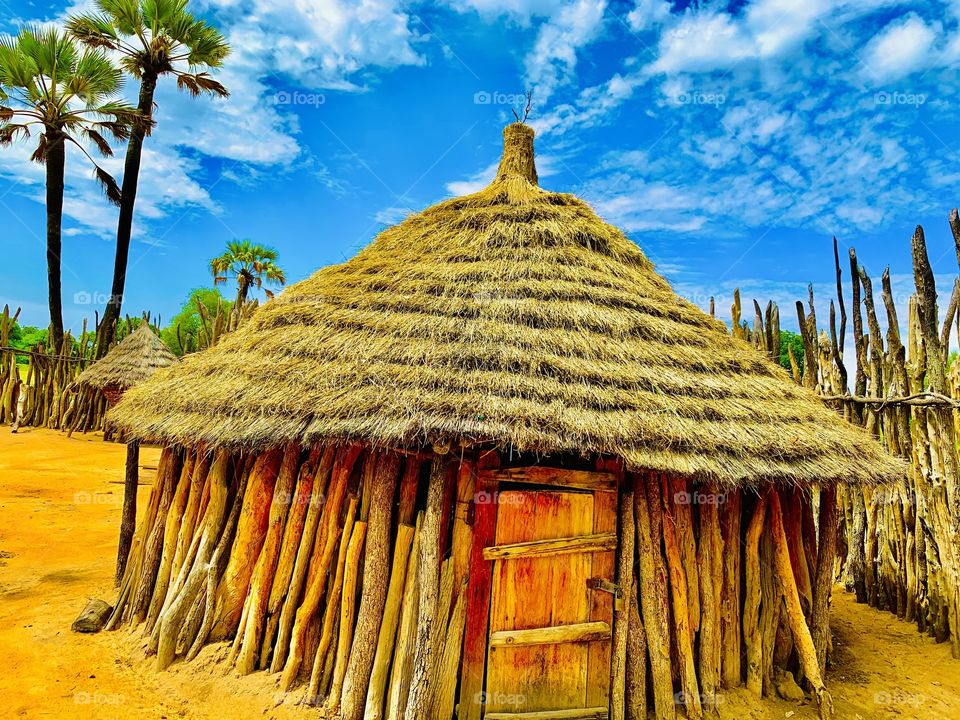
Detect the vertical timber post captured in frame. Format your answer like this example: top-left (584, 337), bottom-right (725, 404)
top-left (116, 439), bottom-right (140, 585)
top-left (458, 450), bottom-right (500, 720)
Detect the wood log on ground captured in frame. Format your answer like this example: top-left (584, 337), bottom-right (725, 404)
top-left (340, 451), bottom-right (402, 720)
top-left (811, 484), bottom-right (838, 676)
top-left (236, 443), bottom-right (301, 675)
top-left (661, 476), bottom-right (702, 720)
top-left (280, 445), bottom-right (362, 691)
top-left (744, 494), bottom-right (767, 695)
top-left (625, 577), bottom-right (647, 720)
top-left (209, 448), bottom-right (284, 641)
top-left (323, 517), bottom-right (368, 712)
top-left (611, 488), bottom-right (634, 720)
top-left (404, 454), bottom-right (450, 720)
top-left (769, 488), bottom-right (833, 720)
top-left (116, 440), bottom-right (140, 585)
top-left (270, 445), bottom-right (336, 672)
top-left (633, 473), bottom-right (675, 720)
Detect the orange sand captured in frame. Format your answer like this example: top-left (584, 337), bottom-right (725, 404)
top-left (0, 428), bottom-right (958, 719)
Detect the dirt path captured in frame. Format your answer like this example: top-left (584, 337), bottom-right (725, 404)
top-left (1, 429), bottom-right (959, 719)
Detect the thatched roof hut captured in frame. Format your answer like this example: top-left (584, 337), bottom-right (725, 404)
top-left (77, 322), bottom-right (177, 405)
top-left (106, 124), bottom-right (901, 720)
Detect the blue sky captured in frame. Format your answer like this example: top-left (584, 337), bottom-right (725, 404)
top-left (2, 0), bottom-right (959, 337)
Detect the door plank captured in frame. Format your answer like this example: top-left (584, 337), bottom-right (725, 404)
top-left (490, 621), bottom-right (611, 647)
top-left (460, 453), bottom-right (500, 720)
top-left (587, 486), bottom-right (618, 708)
top-left (484, 708), bottom-right (609, 719)
top-left (487, 491), bottom-right (596, 713)
top-left (483, 532), bottom-right (617, 561)
top-left (478, 467), bottom-right (616, 492)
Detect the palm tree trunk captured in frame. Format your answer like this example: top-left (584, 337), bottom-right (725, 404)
top-left (45, 131), bottom-right (66, 353)
top-left (97, 72), bottom-right (158, 358)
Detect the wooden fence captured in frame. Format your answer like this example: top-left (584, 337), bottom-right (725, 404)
top-left (723, 214), bottom-right (960, 658)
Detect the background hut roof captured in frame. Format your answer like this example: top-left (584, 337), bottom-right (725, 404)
top-left (77, 323), bottom-right (178, 391)
top-left (110, 123), bottom-right (902, 486)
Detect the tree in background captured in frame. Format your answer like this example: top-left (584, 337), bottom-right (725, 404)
top-left (779, 329), bottom-right (805, 374)
top-left (0, 27), bottom-right (141, 353)
top-left (210, 239), bottom-right (286, 308)
top-left (68, 0), bottom-right (230, 358)
top-left (160, 287), bottom-right (232, 355)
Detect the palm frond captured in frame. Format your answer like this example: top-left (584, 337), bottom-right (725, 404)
top-left (175, 70), bottom-right (227, 98)
top-left (94, 163), bottom-right (122, 205)
top-left (0, 123), bottom-right (30, 147)
top-left (28, 132), bottom-right (47, 162)
top-left (83, 127), bottom-right (113, 156)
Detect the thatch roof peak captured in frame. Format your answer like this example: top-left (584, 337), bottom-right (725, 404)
top-left (109, 124), bottom-right (903, 487)
top-left (77, 323), bottom-right (177, 392)
top-left (495, 123), bottom-right (538, 186)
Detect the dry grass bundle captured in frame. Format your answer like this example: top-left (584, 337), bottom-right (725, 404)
top-left (110, 123), bottom-right (901, 487)
top-left (77, 323), bottom-right (177, 392)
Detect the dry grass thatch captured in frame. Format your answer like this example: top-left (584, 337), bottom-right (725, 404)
top-left (77, 323), bottom-right (177, 392)
top-left (110, 123), bottom-right (902, 486)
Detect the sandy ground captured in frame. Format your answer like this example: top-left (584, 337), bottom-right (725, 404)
top-left (1, 428), bottom-right (959, 719)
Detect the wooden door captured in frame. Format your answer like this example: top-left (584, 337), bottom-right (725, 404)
top-left (483, 489), bottom-right (617, 719)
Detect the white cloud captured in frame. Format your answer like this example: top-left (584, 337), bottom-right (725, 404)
top-left (626, 0), bottom-right (671, 32)
top-left (859, 12), bottom-right (941, 82)
top-left (524, 0), bottom-right (607, 100)
top-left (0, 0), bottom-right (426, 241)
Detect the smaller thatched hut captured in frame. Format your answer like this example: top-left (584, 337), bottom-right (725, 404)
top-left (76, 323), bottom-right (178, 408)
top-left (76, 322), bottom-right (177, 582)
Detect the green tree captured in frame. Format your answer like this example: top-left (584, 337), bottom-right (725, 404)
top-left (210, 239), bottom-right (286, 307)
top-left (161, 287), bottom-right (232, 355)
top-left (68, 0), bottom-right (230, 358)
top-left (779, 329), bottom-right (805, 375)
top-left (0, 26), bottom-right (141, 352)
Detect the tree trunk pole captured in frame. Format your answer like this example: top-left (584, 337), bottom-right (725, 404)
top-left (97, 73), bottom-right (157, 358)
top-left (340, 452), bottom-right (401, 720)
top-left (812, 484), bottom-right (839, 676)
top-left (116, 440), bottom-right (140, 585)
top-left (769, 488), bottom-right (833, 720)
top-left (44, 130), bottom-right (65, 352)
top-left (404, 453), bottom-right (450, 720)
top-left (611, 488), bottom-right (634, 720)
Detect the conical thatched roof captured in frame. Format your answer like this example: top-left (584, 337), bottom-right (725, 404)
top-left (77, 323), bottom-right (177, 391)
top-left (110, 123), bottom-right (902, 486)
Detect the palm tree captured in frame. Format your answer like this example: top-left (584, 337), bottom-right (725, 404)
top-left (0, 27), bottom-right (142, 352)
top-left (67, 0), bottom-right (230, 358)
top-left (210, 240), bottom-right (286, 309)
